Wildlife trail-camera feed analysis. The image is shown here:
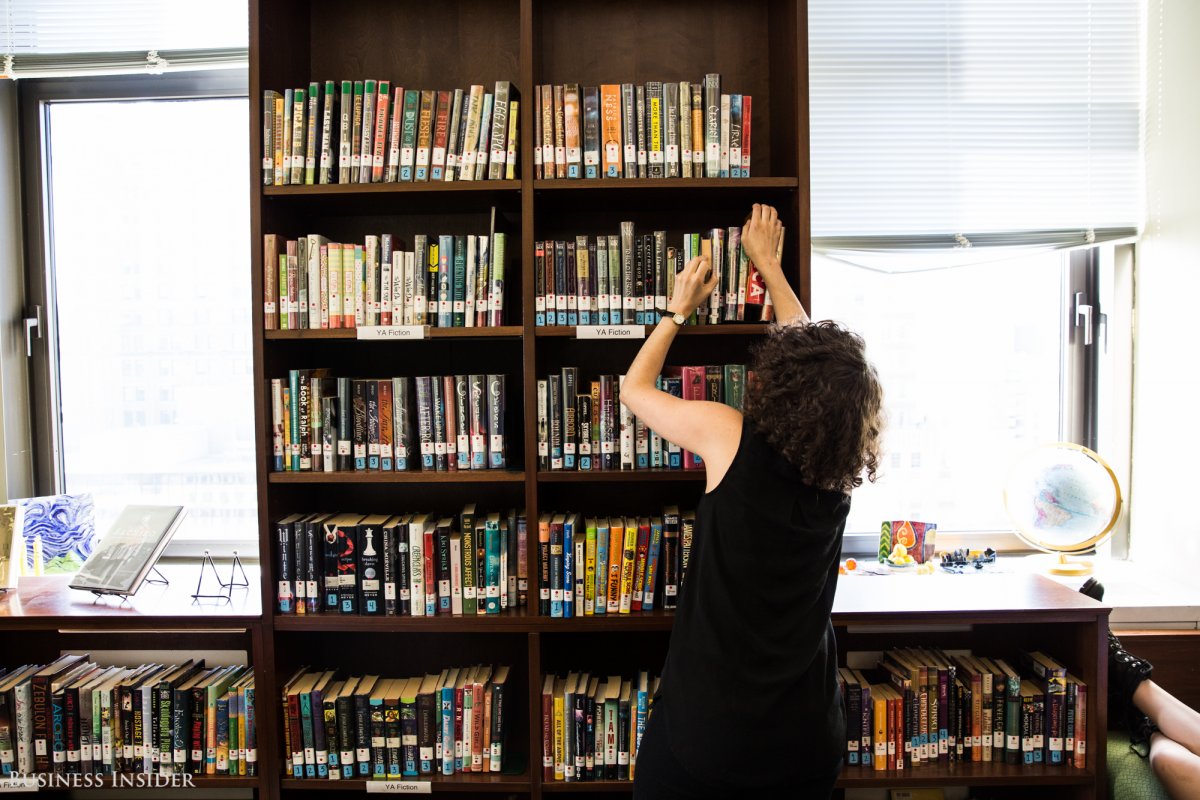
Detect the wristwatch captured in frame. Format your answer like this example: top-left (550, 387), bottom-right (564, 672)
top-left (658, 308), bottom-right (687, 326)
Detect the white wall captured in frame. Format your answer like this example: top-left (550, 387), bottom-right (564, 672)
top-left (1129, 0), bottom-right (1200, 572)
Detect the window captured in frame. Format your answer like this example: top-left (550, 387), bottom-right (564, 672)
top-left (808, 0), bottom-right (1140, 553)
top-left (22, 72), bottom-right (255, 551)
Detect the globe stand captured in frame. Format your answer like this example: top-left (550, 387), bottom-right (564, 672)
top-left (1024, 552), bottom-right (1094, 577)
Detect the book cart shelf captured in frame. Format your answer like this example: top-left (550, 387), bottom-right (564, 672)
top-left (251, 0), bottom-right (1113, 798)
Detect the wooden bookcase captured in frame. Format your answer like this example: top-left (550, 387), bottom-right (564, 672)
top-left (244, 2), bottom-right (1109, 800)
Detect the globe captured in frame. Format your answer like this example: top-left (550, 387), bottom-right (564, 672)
top-left (1003, 443), bottom-right (1122, 557)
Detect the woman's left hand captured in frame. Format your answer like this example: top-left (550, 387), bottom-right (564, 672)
top-left (667, 255), bottom-right (718, 316)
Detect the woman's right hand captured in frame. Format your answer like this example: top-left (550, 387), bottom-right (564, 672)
top-left (742, 203), bottom-right (783, 273)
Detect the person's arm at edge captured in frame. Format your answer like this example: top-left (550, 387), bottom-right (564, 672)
top-left (619, 256), bottom-right (742, 488)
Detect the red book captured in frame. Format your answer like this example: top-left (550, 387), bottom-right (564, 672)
top-left (630, 518), bottom-right (651, 611)
top-left (378, 380), bottom-right (394, 470)
top-left (423, 527), bottom-right (436, 613)
top-left (471, 677), bottom-right (485, 771)
top-left (454, 678), bottom-right (465, 770)
top-left (443, 375), bottom-right (458, 472)
top-left (888, 689), bottom-right (899, 770)
top-left (540, 676), bottom-right (553, 780)
top-left (432, 90), bottom-right (451, 180)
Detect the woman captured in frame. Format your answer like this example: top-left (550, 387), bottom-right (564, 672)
top-left (1080, 579), bottom-right (1200, 799)
top-left (622, 204), bottom-right (885, 799)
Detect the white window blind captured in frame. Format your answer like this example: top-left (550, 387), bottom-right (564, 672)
top-left (809, 0), bottom-right (1142, 253)
top-left (2, 0), bottom-right (247, 78)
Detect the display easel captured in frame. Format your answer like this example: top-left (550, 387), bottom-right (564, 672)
top-left (191, 550), bottom-right (249, 603)
top-left (89, 565), bottom-right (169, 604)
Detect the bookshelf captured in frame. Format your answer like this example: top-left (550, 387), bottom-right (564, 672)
top-left (244, 2), bottom-right (1108, 800)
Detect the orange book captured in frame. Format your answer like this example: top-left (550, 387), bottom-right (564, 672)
top-left (606, 516), bottom-right (623, 613)
top-left (600, 84), bottom-right (623, 177)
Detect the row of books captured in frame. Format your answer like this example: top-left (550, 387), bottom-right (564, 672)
top-left (533, 76), bottom-right (751, 180)
top-left (281, 665), bottom-right (511, 780)
top-left (0, 655), bottom-right (253, 778)
top-left (262, 81), bottom-right (518, 186)
top-left (263, 230), bottom-right (508, 331)
top-left (535, 222), bottom-right (778, 327)
top-left (537, 510), bottom-right (694, 618)
top-left (270, 373), bottom-right (508, 473)
top-left (537, 365), bottom-right (746, 472)
top-left (540, 671), bottom-right (655, 782)
top-left (841, 649), bottom-right (1088, 771)
top-left (274, 506), bottom-right (527, 616)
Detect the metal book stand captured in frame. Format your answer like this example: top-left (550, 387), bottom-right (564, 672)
top-left (191, 550), bottom-right (249, 604)
top-left (89, 565), bottom-right (169, 604)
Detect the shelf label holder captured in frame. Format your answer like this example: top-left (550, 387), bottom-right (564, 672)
top-left (364, 781), bottom-right (432, 794)
top-left (357, 325), bottom-right (428, 341)
top-left (575, 325), bottom-right (645, 340)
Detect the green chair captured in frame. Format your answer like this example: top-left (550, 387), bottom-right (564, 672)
top-left (1108, 731), bottom-right (1169, 800)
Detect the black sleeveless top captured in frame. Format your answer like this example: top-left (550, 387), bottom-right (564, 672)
top-left (657, 421), bottom-right (850, 786)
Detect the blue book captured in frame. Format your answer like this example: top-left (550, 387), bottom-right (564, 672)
top-left (485, 517), bottom-right (501, 614)
top-left (729, 95), bottom-right (743, 177)
top-left (437, 235), bottom-right (454, 327)
top-left (593, 519), bottom-right (608, 615)
top-left (642, 518), bottom-right (662, 611)
top-left (440, 680), bottom-right (455, 775)
top-left (562, 516), bottom-right (574, 618)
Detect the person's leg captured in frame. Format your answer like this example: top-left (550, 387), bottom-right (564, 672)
top-left (1136, 680), bottom-right (1200, 759)
top-left (1148, 732), bottom-right (1200, 799)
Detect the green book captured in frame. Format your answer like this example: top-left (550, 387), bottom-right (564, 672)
top-left (350, 81), bottom-right (364, 177)
top-left (339, 80), bottom-right (353, 183)
top-left (584, 519), bottom-right (597, 615)
top-left (400, 89), bottom-right (420, 181)
top-left (723, 364), bottom-right (745, 410)
top-left (305, 81), bottom-right (319, 184)
top-left (489, 232), bottom-right (506, 326)
top-left (205, 667), bottom-right (243, 774)
top-left (319, 80), bottom-right (336, 184)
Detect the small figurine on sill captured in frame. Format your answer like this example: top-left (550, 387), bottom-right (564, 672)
top-left (937, 547), bottom-right (997, 572)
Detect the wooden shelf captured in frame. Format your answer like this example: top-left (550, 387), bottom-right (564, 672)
top-left (538, 764), bottom-right (1096, 792)
top-left (276, 608), bottom-right (536, 633)
top-left (0, 569), bottom-right (261, 631)
top-left (535, 324), bottom-right (769, 337)
top-left (280, 773), bottom-right (531, 792)
top-left (264, 180), bottom-right (520, 197)
top-left (265, 326), bottom-right (523, 340)
top-left (836, 763), bottom-right (1096, 788)
top-left (537, 469), bottom-right (706, 482)
top-left (269, 470), bottom-right (526, 484)
top-left (533, 177), bottom-right (797, 192)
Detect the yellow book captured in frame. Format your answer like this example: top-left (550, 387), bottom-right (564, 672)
top-left (618, 518), bottom-right (637, 614)
top-left (553, 677), bottom-right (565, 780)
top-left (873, 687), bottom-right (888, 771)
top-left (505, 100), bottom-right (520, 181)
top-left (584, 517), bottom-right (597, 615)
top-left (273, 95), bottom-right (285, 185)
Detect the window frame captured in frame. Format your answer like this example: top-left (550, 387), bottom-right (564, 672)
top-left (19, 70), bottom-right (253, 557)
top-left (830, 242), bottom-right (1135, 560)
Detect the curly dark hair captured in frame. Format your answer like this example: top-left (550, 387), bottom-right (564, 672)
top-left (742, 321), bottom-right (883, 493)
